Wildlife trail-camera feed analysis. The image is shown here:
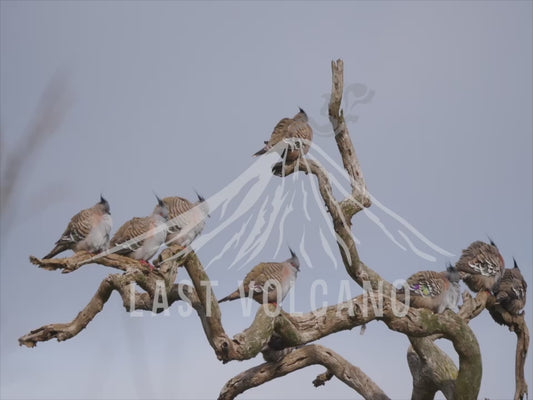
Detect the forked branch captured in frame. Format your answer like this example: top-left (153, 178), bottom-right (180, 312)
top-left (19, 59), bottom-right (527, 400)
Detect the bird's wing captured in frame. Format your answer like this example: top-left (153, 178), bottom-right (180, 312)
top-left (455, 241), bottom-right (503, 277)
top-left (164, 197), bottom-right (194, 232)
top-left (497, 268), bottom-right (527, 301)
top-left (407, 271), bottom-right (445, 297)
top-left (56, 208), bottom-right (94, 245)
top-left (287, 119), bottom-right (313, 141)
top-left (243, 262), bottom-right (283, 294)
top-left (266, 118), bottom-right (292, 147)
top-left (164, 196), bottom-right (194, 217)
top-left (110, 217), bottom-right (150, 254)
top-left (510, 267), bottom-right (527, 292)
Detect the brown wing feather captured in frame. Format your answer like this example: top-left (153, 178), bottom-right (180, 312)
top-left (110, 216), bottom-right (151, 253)
top-left (287, 119), bottom-right (313, 141)
top-left (163, 197), bottom-right (194, 217)
top-left (59, 208), bottom-right (94, 243)
top-left (455, 241), bottom-right (504, 275)
top-left (266, 118), bottom-right (292, 147)
top-left (285, 118), bottom-right (313, 161)
top-left (399, 270), bottom-right (449, 313)
top-left (243, 262), bottom-right (283, 288)
top-left (163, 196), bottom-right (194, 233)
top-left (406, 271), bottom-right (446, 296)
top-left (455, 241), bottom-right (504, 291)
top-left (494, 267), bottom-right (527, 314)
top-left (44, 206), bottom-right (97, 258)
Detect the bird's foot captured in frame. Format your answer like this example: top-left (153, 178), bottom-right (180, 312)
top-left (272, 161), bottom-right (297, 176)
top-left (139, 259), bottom-right (155, 271)
top-left (272, 162), bottom-right (284, 176)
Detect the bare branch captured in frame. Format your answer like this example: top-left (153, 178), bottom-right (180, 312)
top-left (18, 267), bottom-right (197, 348)
top-left (406, 291), bottom-right (525, 399)
top-left (181, 252), bottom-right (279, 363)
top-left (408, 340), bottom-right (457, 400)
top-left (273, 156), bottom-right (385, 290)
top-left (19, 59), bottom-right (527, 400)
top-left (218, 344), bottom-right (389, 400)
top-left (29, 251), bottom-right (147, 274)
top-left (514, 320), bottom-right (529, 400)
top-left (19, 273), bottom-right (120, 347)
top-left (20, 246), bottom-right (191, 347)
top-left (487, 304), bottom-right (529, 400)
top-left (273, 61), bottom-right (382, 291)
top-left (329, 59), bottom-right (371, 215)
top-left (405, 292), bottom-right (490, 399)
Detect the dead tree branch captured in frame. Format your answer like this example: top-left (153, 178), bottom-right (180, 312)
top-left (20, 247), bottom-right (193, 347)
top-left (20, 59), bottom-right (527, 400)
top-left (329, 59), bottom-right (371, 216)
top-left (30, 252), bottom-right (134, 274)
top-left (405, 291), bottom-right (491, 399)
top-left (487, 304), bottom-right (529, 400)
top-left (218, 344), bottom-right (390, 400)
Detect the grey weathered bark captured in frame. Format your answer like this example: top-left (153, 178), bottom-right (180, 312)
top-left (218, 344), bottom-right (390, 400)
top-left (486, 302), bottom-right (530, 400)
top-left (19, 59), bottom-right (528, 400)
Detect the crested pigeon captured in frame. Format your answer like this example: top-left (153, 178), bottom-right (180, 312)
top-left (253, 108), bottom-right (313, 162)
top-left (455, 240), bottom-right (504, 293)
top-left (398, 265), bottom-right (461, 313)
top-left (492, 258), bottom-right (527, 315)
top-left (160, 193), bottom-right (209, 247)
top-left (219, 248), bottom-right (300, 305)
top-left (110, 196), bottom-right (169, 268)
top-left (43, 195), bottom-right (112, 259)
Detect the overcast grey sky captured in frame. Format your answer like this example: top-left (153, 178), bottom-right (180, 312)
top-left (1, 1), bottom-right (531, 399)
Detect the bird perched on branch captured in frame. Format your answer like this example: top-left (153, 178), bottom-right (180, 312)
top-left (160, 193), bottom-right (209, 247)
top-left (253, 108), bottom-right (313, 162)
top-left (110, 196), bottom-right (169, 268)
top-left (455, 240), bottom-right (504, 293)
top-left (43, 195), bottom-right (112, 259)
top-left (492, 258), bottom-right (527, 315)
top-left (397, 265), bottom-right (461, 313)
top-left (219, 248), bottom-right (300, 305)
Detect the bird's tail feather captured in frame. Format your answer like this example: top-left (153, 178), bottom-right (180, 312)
top-left (218, 291), bottom-right (240, 303)
top-left (43, 245), bottom-right (66, 259)
top-left (253, 147), bottom-right (267, 157)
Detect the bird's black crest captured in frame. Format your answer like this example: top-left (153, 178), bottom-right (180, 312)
top-left (513, 257), bottom-right (519, 269)
top-left (195, 190), bottom-right (205, 202)
top-left (298, 107), bottom-right (306, 116)
top-left (488, 236), bottom-right (498, 248)
top-left (99, 194), bottom-right (110, 214)
top-left (288, 246), bottom-right (296, 259)
top-left (446, 264), bottom-right (456, 273)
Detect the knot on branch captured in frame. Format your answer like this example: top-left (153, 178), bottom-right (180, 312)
top-left (214, 337), bottom-right (232, 363)
top-left (312, 370), bottom-right (334, 387)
